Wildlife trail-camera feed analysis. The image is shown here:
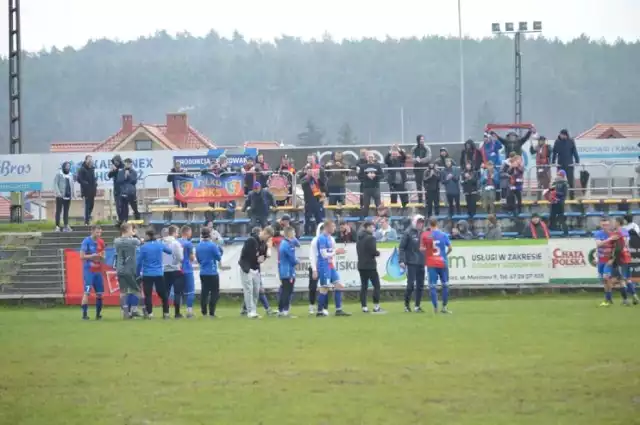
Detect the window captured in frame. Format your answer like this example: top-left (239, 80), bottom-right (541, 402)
top-left (135, 140), bottom-right (153, 151)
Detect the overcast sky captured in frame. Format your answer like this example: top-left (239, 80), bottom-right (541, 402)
top-left (0, 0), bottom-right (637, 54)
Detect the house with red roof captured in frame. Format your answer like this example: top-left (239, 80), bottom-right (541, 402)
top-left (50, 113), bottom-right (215, 153)
top-left (576, 123), bottom-right (640, 140)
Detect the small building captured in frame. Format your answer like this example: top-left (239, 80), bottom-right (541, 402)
top-left (44, 113), bottom-right (215, 222)
top-left (576, 123), bottom-right (640, 139)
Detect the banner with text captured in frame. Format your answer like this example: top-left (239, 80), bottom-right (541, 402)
top-left (174, 174), bottom-right (245, 203)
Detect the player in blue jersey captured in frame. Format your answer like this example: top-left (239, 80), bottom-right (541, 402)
top-left (80, 225), bottom-right (105, 320)
top-left (178, 226), bottom-right (196, 318)
top-left (420, 218), bottom-right (453, 314)
top-left (316, 219), bottom-right (351, 317)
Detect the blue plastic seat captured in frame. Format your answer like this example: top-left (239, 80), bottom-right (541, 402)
top-left (473, 213), bottom-right (489, 220)
top-left (149, 219), bottom-right (166, 226)
top-left (232, 218), bottom-right (251, 225)
top-left (518, 212), bottom-right (532, 219)
top-left (585, 211), bottom-right (604, 217)
top-left (608, 210), bottom-right (626, 217)
top-left (564, 212), bottom-right (582, 218)
top-left (390, 216), bottom-right (405, 222)
top-left (235, 236), bottom-right (249, 243)
top-left (549, 230), bottom-right (564, 237)
top-left (452, 214), bottom-right (469, 221)
top-left (343, 216), bottom-right (360, 223)
top-left (214, 219), bottom-right (233, 225)
top-left (495, 213), bottom-right (511, 220)
top-left (568, 230), bottom-right (587, 237)
top-left (502, 231), bottom-right (519, 238)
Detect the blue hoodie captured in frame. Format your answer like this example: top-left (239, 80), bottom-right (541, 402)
top-left (137, 240), bottom-right (172, 277)
top-left (278, 238), bottom-right (299, 280)
top-left (196, 239), bottom-right (223, 276)
top-left (481, 139), bottom-right (503, 165)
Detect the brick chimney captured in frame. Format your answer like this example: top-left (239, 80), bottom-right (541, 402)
top-left (121, 114), bottom-right (133, 133)
top-left (166, 113), bottom-right (188, 135)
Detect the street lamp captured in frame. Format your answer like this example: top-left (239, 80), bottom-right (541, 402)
top-left (491, 21), bottom-right (543, 128)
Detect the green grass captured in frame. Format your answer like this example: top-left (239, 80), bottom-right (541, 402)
top-left (0, 296), bottom-right (638, 425)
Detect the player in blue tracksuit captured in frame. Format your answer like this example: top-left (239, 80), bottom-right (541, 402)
top-left (178, 226), bottom-right (196, 318)
top-left (277, 226), bottom-right (299, 316)
top-left (137, 229), bottom-right (173, 319)
top-left (80, 226), bottom-right (105, 320)
top-left (316, 220), bottom-right (351, 317)
top-left (196, 227), bottom-right (223, 317)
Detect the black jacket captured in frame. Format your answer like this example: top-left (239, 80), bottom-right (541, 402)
top-left (552, 137), bottom-right (580, 167)
top-left (356, 230), bottom-right (379, 270)
top-left (398, 227), bottom-right (424, 266)
top-left (461, 169), bottom-right (479, 195)
top-left (412, 145), bottom-right (429, 169)
top-left (384, 151), bottom-right (407, 185)
top-left (459, 140), bottom-right (483, 171)
top-left (358, 162), bottom-right (384, 189)
top-left (243, 189), bottom-right (275, 217)
top-left (423, 167), bottom-right (441, 192)
top-left (106, 155), bottom-right (124, 195)
top-left (76, 163), bottom-right (97, 198)
top-left (300, 174), bottom-right (325, 204)
top-left (238, 235), bottom-right (261, 273)
top-left (498, 131), bottom-right (532, 156)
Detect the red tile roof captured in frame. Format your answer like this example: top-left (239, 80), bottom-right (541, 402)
top-left (244, 141), bottom-right (282, 149)
top-left (576, 123), bottom-right (640, 139)
top-left (50, 114), bottom-right (216, 153)
top-left (50, 142), bottom-right (101, 153)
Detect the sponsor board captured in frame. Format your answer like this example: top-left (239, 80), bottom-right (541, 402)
top-left (547, 239), bottom-right (599, 284)
top-left (0, 154), bottom-right (43, 191)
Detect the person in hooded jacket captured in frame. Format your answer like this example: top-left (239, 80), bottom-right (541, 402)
top-left (496, 128), bottom-right (533, 157)
top-left (441, 158), bottom-right (461, 217)
top-left (356, 221), bottom-right (383, 314)
top-left (398, 215), bottom-right (426, 313)
top-left (116, 158), bottom-right (140, 224)
top-left (243, 182), bottom-right (276, 229)
top-left (76, 155), bottom-right (97, 225)
top-left (385, 145), bottom-right (408, 208)
top-left (455, 220), bottom-right (474, 240)
top-left (461, 161), bottom-right (479, 217)
top-left (107, 154), bottom-right (125, 221)
top-left (523, 213), bottom-right (550, 239)
top-left (435, 148), bottom-right (455, 168)
top-left (423, 162), bottom-right (440, 217)
top-left (459, 139), bottom-right (483, 171)
top-left (412, 134), bottom-right (430, 203)
top-left (552, 129), bottom-right (580, 200)
top-left (54, 161), bottom-right (74, 232)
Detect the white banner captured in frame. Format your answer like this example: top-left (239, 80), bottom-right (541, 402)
top-left (548, 239), bottom-right (599, 284)
top-left (0, 154), bottom-right (43, 191)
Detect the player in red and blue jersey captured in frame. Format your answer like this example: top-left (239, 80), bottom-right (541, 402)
top-left (594, 216), bottom-right (615, 306)
top-left (80, 225), bottom-right (105, 320)
top-left (610, 217), bottom-right (637, 306)
top-left (420, 218), bottom-right (453, 314)
top-left (316, 220), bottom-right (351, 317)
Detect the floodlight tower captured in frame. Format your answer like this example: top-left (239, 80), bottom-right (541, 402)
top-left (491, 21), bottom-right (542, 128)
top-left (8, 0), bottom-right (22, 154)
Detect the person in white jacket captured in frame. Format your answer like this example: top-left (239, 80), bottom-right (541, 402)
top-left (162, 225), bottom-right (185, 318)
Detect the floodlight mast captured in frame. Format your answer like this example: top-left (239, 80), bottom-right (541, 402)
top-left (491, 21), bottom-right (543, 131)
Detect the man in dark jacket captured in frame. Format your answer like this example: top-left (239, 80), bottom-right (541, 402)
top-left (523, 213), bottom-right (550, 239)
top-left (552, 129), bottom-right (580, 200)
top-left (398, 215), bottom-right (426, 312)
top-left (324, 151), bottom-right (348, 206)
top-left (242, 182), bottom-right (275, 229)
top-left (167, 160), bottom-right (190, 207)
top-left (116, 158), bottom-right (140, 224)
top-left (356, 221), bottom-right (383, 314)
top-left (435, 148), bottom-right (455, 168)
top-left (423, 162), bottom-right (440, 217)
top-left (497, 129), bottom-right (533, 156)
top-left (459, 139), bottom-right (483, 171)
top-left (358, 152), bottom-right (384, 214)
top-left (355, 149), bottom-right (369, 209)
top-left (412, 134), bottom-right (430, 203)
top-left (238, 226), bottom-right (274, 319)
top-left (385, 145), bottom-right (408, 208)
top-left (107, 154), bottom-right (124, 223)
top-left (76, 155), bottom-right (97, 225)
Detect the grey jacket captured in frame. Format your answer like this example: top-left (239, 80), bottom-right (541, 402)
top-left (485, 224), bottom-right (503, 240)
top-left (53, 172), bottom-right (74, 199)
top-left (398, 227), bottom-right (424, 266)
top-left (114, 237), bottom-right (141, 275)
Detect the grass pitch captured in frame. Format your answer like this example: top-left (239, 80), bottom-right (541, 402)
top-left (0, 295), bottom-right (638, 425)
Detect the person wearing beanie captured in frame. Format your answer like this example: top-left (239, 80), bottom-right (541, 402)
top-left (398, 215), bottom-right (426, 312)
top-left (552, 129), bottom-right (579, 200)
top-left (53, 161), bottom-right (74, 232)
top-left (412, 134), bottom-right (430, 203)
top-left (523, 212), bottom-right (550, 239)
top-left (107, 154), bottom-right (125, 222)
top-left (242, 181), bottom-right (275, 229)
